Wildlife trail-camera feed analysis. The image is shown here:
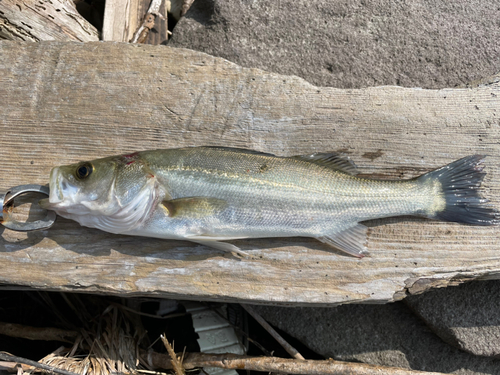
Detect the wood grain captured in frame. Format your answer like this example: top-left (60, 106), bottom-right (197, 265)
top-left (102, 0), bottom-right (170, 44)
top-left (0, 0), bottom-right (98, 42)
top-left (0, 41), bottom-right (499, 305)
top-left (102, 0), bottom-right (139, 42)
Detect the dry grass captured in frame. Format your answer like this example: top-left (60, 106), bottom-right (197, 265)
top-left (39, 305), bottom-right (140, 375)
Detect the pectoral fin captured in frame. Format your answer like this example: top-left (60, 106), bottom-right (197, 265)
top-left (318, 223), bottom-right (369, 258)
top-left (162, 197), bottom-right (228, 218)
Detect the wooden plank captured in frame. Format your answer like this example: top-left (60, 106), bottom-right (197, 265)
top-left (102, 0), bottom-right (139, 42)
top-left (0, 41), bottom-right (498, 305)
top-left (0, 0), bottom-right (98, 42)
top-left (102, 0), bottom-right (169, 44)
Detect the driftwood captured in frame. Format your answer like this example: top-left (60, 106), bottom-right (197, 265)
top-left (0, 41), bottom-right (499, 305)
top-left (0, 322), bottom-right (77, 343)
top-left (102, 0), bottom-right (170, 44)
top-left (0, 0), bottom-right (98, 42)
top-left (147, 351), bottom-right (451, 375)
top-left (0, 351), bottom-right (452, 375)
top-left (102, 0), bottom-right (143, 42)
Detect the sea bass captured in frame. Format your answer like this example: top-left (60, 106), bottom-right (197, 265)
top-left (40, 147), bottom-right (498, 258)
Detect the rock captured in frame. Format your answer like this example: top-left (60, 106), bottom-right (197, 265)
top-left (406, 280), bottom-right (500, 358)
top-left (252, 303), bottom-right (500, 374)
top-left (169, 0), bottom-right (500, 89)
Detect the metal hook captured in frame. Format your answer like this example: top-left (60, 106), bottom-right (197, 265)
top-left (0, 184), bottom-right (56, 232)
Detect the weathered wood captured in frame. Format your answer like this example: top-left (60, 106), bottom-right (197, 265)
top-left (0, 41), bottom-right (499, 305)
top-left (148, 351), bottom-right (451, 375)
top-left (102, 0), bottom-right (170, 44)
top-left (0, 0), bottom-right (98, 42)
top-left (102, 0), bottom-right (139, 42)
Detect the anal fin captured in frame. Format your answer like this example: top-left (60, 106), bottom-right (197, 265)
top-left (318, 223), bottom-right (368, 258)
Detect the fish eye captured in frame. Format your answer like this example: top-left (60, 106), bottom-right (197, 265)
top-left (75, 162), bottom-right (93, 180)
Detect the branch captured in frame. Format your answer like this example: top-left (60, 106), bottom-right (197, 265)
top-left (0, 322), bottom-right (78, 343)
top-left (146, 351), bottom-right (451, 375)
top-left (241, 304), bottom-right (305, 360)
top-left (130, 0), bottom-right (170, 43)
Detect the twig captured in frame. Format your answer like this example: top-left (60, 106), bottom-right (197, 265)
top-left (241, 304), bottom-right (305, 360)
top-left (207, 303), bottom-right (272, 356)
top-left (111, 301), bottom-right (187, 320)
top-left (131, 0), bottom-right (170, 43)
top-left (146, 351), bottom-right (451, 375)
top-left (160, 335), bottom-right (185, 375)
top-left (0, 321), bottom-right (78, 343)
top-left (0, 352), bottom-right (80, 375)
top-left (136, 370), bottom-right (170, 375)
top-left (0, 361), bottom-right (31, 372)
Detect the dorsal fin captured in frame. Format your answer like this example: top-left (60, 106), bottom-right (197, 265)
top-left (293, 152), bottom-right (358, 175)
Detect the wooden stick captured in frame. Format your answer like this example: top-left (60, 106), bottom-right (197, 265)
top-left (147, 351), bottom-right (450, 375)
top-left (130, 0), bottom-right (168, 43)
top-left (241, 304), bottom-right (305, 360)
top-left (0, 322), bottom-right (78, 343)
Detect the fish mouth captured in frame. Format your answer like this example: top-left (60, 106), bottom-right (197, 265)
top-left (39, 167), bottom-right (91, 215)
top-left (38, 197), bottom-right (53, 210)
top-left (38, 167), bottom-right (63, 210)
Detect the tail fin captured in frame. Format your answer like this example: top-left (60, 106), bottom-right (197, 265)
top-left (419, 155), bottom-right (499, 225)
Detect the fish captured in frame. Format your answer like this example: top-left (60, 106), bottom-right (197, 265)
top-left (40, 147), bottom-right (498, 258)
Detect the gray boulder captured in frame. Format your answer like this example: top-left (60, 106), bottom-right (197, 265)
top-left (253, 303), bottom-right (500, 374)
top-left (406, 280), bottom-right (500, 358)
top-left (169, 0), bottom-right (500, 89)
